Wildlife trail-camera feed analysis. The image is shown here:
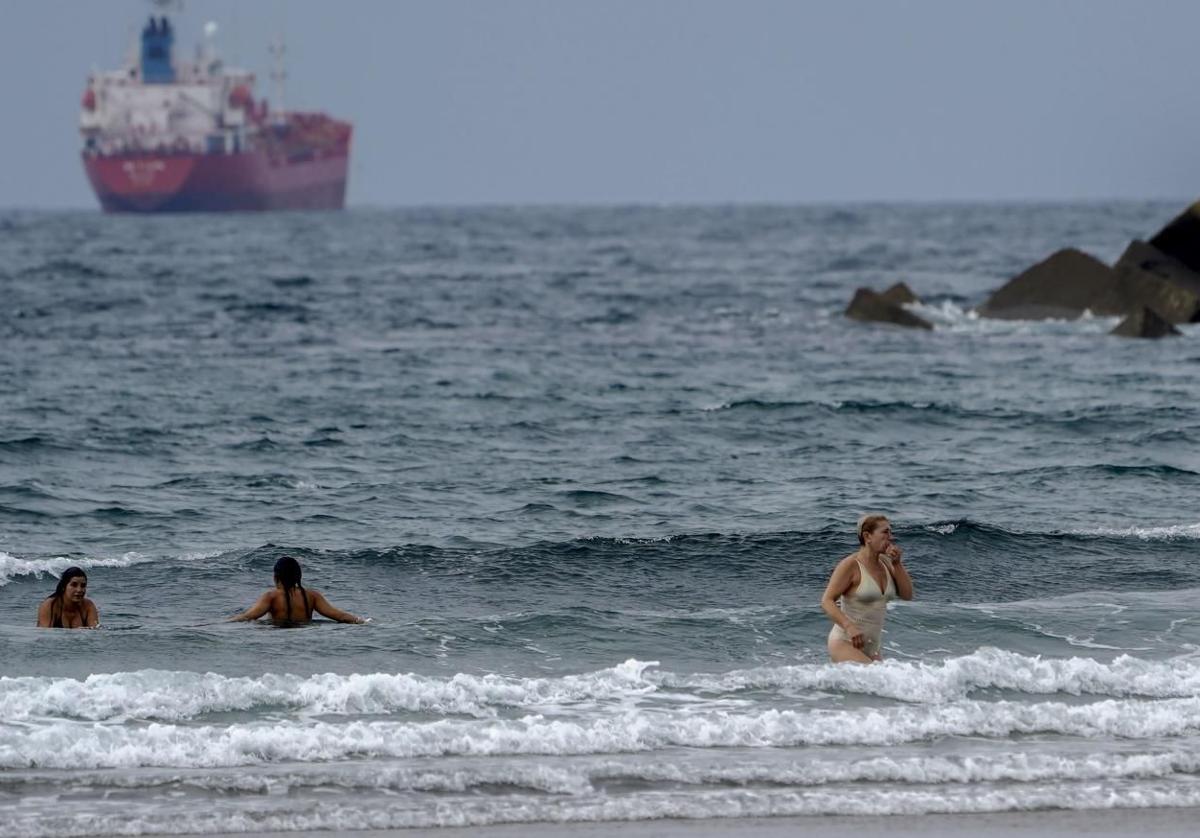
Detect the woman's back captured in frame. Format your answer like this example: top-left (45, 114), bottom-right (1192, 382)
top-left (268, 586), bottom-right (314, 624)
top-left (230, 580), bottom-right (365, 625)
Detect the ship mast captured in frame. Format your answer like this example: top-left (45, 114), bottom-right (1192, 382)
top-left (269, 33), bottom-right (287, 126)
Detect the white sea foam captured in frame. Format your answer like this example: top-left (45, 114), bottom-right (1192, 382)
top-left (0, 659), bottom-right (658, 722)
top-left (8, 748), bottom-right (1199, 796)
top-left (1073, 522), bottom-right (1200, 541)
top-left (3, 651), bottom-right (1198, 725)
top-left (924, 522), bottom-right (959, 534)
top-left (7, 775), bottom-right (1200, 836)
top-left (660, 648), bottom-right (1200, 703)
top-left (919, 520), bottom-right (1200, 541)
top-left (0, 549), bottom-right (222, 587)
top-left (909, 300), bottom-right (1120, 335)
top-left (5, 695), bottom-right (1200, 769)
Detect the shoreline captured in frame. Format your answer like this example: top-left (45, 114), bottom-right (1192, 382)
top-left (176, 807), bottom-right (1200, 838)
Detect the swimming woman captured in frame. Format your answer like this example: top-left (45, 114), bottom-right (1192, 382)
top-left (229, 556), bottom-right (367, 624)
top-left (820, 514), bottom-right (914, 663)
top-left (37, 566), bottom-right (100, 628)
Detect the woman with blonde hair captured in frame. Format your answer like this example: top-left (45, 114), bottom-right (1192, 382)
top-left (820, 514), bottom-right (914, 662)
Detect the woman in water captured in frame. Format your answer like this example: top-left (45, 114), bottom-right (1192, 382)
top-left (37, 566), bottom-right (100, 628)
top-left (230, 556), bottom-right (367, 624)
top-left (821, 514), bottom-right (914, 662)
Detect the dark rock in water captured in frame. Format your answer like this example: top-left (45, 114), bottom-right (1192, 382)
top-left (1116, 239), bottom-right (1200, 291)
top-left (1108, 261), bottom-right (1200, 324)
top-left (1110, 307), bottom-right (1181, 339)
top-left (880, 282), bottom-right (920, 306)
top-left (1114, 239), bottom-right (1200, 300)
top-left (978, 248), bottom-right (1119, 319)
top-left (1149, 202), bottom-right (1200, 274)
top-left (980, 246), bottom-right (1200, 322)
top-left (845, 288), bottom-right (933, 330)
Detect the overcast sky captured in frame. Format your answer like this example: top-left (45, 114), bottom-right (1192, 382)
top-left (2, 0), bottom-right (1199, 208)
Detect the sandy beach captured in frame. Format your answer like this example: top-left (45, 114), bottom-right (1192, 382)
top-left (179, 807), bottom-right (1200, 838)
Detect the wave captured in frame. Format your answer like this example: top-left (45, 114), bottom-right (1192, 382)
top-left (5, 695), bottom-right (1200, 769)
top-left (17, 258), bottom-right (108, 280)
top-left (704, 397), bottom-right (989, 416)
top-left (924, 518), bottom-right (1200, 542)
top-left (1074, 522), bottom-right (1200, 540)
top-left (703, 397), bottom-right (1200, 450)
top-left (7, 748), bottom-right (1200, 797)
top-left (4, 652), bottom-right (1200, 724)
top-left (8, 784), bottom-right (1200, 837)
top-left (557, 489), bottom-right (641, 507)
top-left (998, 463), bottom-right (1200, 480)
top-left (0, 549), bottom-right (223, 587)
top-left (663, 648), bottom-right (1200, 703)
top-left (0, 659), bottom-right (657, 722)
top-left (0, 435), bottom-right (71, 454)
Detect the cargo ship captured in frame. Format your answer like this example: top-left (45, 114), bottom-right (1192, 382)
top-left (80, 14), bottom-right (351, 212)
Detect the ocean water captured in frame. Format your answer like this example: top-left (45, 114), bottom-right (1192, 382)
top-left (2, 203), bottom-right (1200, 836)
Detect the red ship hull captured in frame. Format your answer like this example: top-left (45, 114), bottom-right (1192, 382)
top-left (82, 146), bottom-right (349, 213)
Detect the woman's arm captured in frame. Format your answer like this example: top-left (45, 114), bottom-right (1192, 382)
top-left (84, 599), bottom-right (101, 628)
top-left (820, 559), bottom-right (863, 645)
top-left (228, 591), bottom-right (274, 622)
top-left (36, 599), bottom-right (53, 628)
top-left (885, 545), bottom-right (914, 600)
top-left (311, 590), bottom-right (365, 624)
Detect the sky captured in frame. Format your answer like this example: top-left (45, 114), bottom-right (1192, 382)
top-left (2, 0), bottom-right (1199, 208)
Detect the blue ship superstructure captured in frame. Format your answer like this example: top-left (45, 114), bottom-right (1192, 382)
top-left (140, 16), bottom-right (176, 84)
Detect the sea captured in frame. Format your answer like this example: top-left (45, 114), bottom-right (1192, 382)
top-left (2, 202), bottom-right (1200, 836)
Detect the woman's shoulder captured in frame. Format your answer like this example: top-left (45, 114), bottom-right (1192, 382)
top-left (255, 588), bottom-right (283, 605)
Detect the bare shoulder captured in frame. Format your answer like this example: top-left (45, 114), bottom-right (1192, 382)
top-left (308, 588), bottom-right (328, 603)
top-left (36, 598), bottom-right (52, 618)
top-left (831, 554), bottom-right (862, 584)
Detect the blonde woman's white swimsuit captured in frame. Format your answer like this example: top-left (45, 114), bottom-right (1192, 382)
top-left (828, 557), bottom-right (896, 657)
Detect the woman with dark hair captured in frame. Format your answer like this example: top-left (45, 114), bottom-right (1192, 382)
top-left (37, 566), bottom-right (100, 628)
top-left (820, 514), bottom-right (914, 663)
top-left (230, 556), bottom-right (366, 624)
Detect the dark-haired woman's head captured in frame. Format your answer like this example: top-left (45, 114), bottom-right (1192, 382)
top-left (50, 566), bottom-right (88, 602)
top-left (273, 556), bottom-right (303, 590)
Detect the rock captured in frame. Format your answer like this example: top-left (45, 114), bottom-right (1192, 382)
top-left (1104, 237), bottom-right (1200, 324)
top-left (1110, 307), bottom-right (1181, 338)
top-left (977, 248), bottom-right (1120, 319)
top-left (879, 282), bottom-right (920, 306)
top-left (1108, 261), bottom-right (1200, 323)
top-left (1114, 238), bottom-right (1200, 297)
top-left (1149, 202), bottom-right (1200, 274)
top-left (845, 288), bottom-right (933, 330)
top-left (979, 246), bottom-right (1200, 322)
